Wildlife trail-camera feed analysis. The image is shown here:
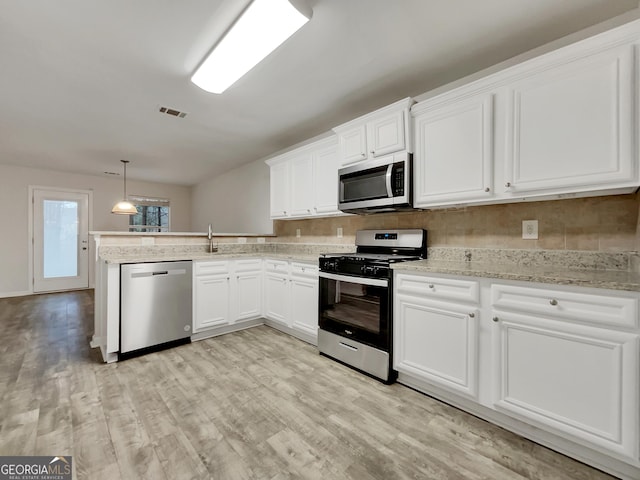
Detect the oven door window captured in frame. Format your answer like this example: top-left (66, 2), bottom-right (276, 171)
top-left (319, 276), bottom-right (389, 350)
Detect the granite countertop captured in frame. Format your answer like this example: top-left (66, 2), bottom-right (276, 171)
top-left (392, 259), bottom-right (640, 292)
top-left (100, 252), bottom-right (320, 265)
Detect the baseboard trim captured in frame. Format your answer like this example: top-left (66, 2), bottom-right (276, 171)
top-left (191, 318), bottom-right (264, 342)
top-left (397, 372), bottom-right (640, 480)
top-left (0, 290), bottom-right (32, 299)
top-left (263, 319), bottom-right (317, 346)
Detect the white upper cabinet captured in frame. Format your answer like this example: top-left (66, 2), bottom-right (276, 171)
top-left (412, 23), bottom-right (640, 209)
top-left (413, 93), bottom-right (494, 207)
top-left (313, 142), bottom-right (340, 214)
top-left (338, 124), bottom-right (368, 165)
top-left (333, 97), bottom-right (414, 166)
top-left (269, 161), bottom-right (290, 218)
top-left (266, 136), bottom-right (342, 220)
top-left (367, 109), bottom-right (406, 158)
top-left (290, 152), bottom-right (314, 217)
top-left (504, 44), bottom-right (635, 195)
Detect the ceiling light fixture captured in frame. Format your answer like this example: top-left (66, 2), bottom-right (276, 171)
top-left (191, 0), bottom-right (312, 94)
top-left (111, 160), bottom-right (138, 215)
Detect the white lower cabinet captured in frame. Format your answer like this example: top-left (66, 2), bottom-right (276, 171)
top-left (264, 270), bottom-right (289, 326)
top-left (394, 273), bottom-right (479, 398)
top-left (492, 310), bottom-right (639, 458)
top-left (193, 259), bottom-right (262, 334)
top-left (233, 259), bottom-right (262, 321)
top-left (289, 263), bottom-right (319, 338)
top-left (393, 271), bottom-right (640, 478)
top-left (194, 273), bottom-right (230, 330)
top-left (263, 259), bottom-right (319, 344)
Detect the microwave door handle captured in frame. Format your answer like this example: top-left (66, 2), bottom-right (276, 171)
top-left (385, 164), bottom-right (393, 198)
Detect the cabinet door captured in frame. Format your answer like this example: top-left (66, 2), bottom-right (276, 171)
top-left (338, 124), bottom-right (368, 165)
top-left (264, 273), bottom-right (289, 326)
top-left (234, 270), bottom-right (262, 322)
top-left (194, 274), bottom-right (230, 332)
top-left (504, 44), bottom-right (635, 194)
top-left (493, 311), bottom-right (638, 458)
top-left (269, 161), bottom-right (290, 218)
top-left (394, 295), bottom-right (478, 398)
top-left (414, 95), bottom-right (494, 207)
top-left (367, 110), bottom-right (406, 158)
top-left (289, 153), bottom-right (314, 217)
top-left (290, 276), bottom-right (319, 338)
top-left (313, 144), bottom-right (340, 215)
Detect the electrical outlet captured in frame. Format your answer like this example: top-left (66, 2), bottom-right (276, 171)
top-left (141, 237), bottom-right (155, 245)
top-left (296, 228), bottom-right (301, 238)
top-left (257, 237), bottom-right (265, 244)
top-left (337, 227), bottom-right (343, 238)
top-left (522, 220), bottom-right (538, 240)
top-left (237, 237), bottom-right (247, 244)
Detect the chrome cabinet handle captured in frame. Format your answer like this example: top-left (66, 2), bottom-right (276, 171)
top-left (484, 187), bottom-right (490, 192)
top-left (370, 150), bottom-right (375, 155)
top-left (505, 182), bottom-right (511, 188)
top-left (361, 153), bottom-right (366, 158)
top-left (469, 312), bottom-right (475, 318)
top-left (492, 316), bottom-right (499, 322)
top-left (550, 299), bottom-right (558, 306)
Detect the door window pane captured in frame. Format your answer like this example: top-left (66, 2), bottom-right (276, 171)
top-left (43, 200), bottom-right (78, 278)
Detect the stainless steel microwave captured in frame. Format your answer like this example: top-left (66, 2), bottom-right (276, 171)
top-left (338, 152), bottom-right (413, 214)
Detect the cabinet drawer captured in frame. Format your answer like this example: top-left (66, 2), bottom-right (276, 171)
top-left (492, 284), bottom-right (638, 328)
top-left (264, 259), bottom-right (289, 274)
top-left (290, 262), bottom-right (318, 278)
top-left (195, 260), bottom-right (229, 276)
top-left (234, 258), bottom-right (262, 272)
top-left (395, 273), bottom-right (480, 304)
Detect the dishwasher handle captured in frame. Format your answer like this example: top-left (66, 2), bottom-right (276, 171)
top-left (130, 269), bottom-right (188, 278)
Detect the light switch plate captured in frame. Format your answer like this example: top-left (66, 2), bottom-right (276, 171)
top-left (296, 228), bottom-right (301, 238)
top-left (522, 220), bottom-right (538, 240)
top-left (141, 237), bottom-right (155, 245)
top-left (337, 227), bottom-right (343, 238)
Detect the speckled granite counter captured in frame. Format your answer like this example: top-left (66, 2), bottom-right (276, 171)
top-left (100, 252), bottom-right (321, 265)
top-left (97, 242), bottom-right (354, 266)
top-left (393, 249), bottom-right (640, 292)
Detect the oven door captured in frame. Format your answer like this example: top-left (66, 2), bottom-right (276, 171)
top-left (318, 271), bottom-right (390, 350)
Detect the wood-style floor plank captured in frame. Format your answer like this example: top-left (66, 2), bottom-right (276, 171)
top-left (0, 291), bottom-right (618, 480)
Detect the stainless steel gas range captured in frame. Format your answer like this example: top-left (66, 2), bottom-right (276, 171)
top-left (318, 229), bottom-right (427, 383)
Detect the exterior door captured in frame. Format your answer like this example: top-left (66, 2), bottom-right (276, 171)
top-left (33, 188), bottom-right (90, 292)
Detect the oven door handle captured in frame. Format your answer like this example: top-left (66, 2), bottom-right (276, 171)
top-left (319, 271), bottom-right (388, 287)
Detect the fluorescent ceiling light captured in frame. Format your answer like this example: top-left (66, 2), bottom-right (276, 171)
top-left (191, 0), bottom-right (311, 94)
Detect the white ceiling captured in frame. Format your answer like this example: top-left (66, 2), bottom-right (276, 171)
top-left (0, 0), bottom-right (638, 186)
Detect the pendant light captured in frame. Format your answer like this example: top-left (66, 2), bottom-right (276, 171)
top-left (111, 160), bottom-right (138, 215)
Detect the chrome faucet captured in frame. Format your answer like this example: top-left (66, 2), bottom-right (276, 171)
top-left (208, 224), bottom-right (215, 253)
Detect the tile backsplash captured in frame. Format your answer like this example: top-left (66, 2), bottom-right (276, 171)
top-left (274, 193), bottom-right (640, 252)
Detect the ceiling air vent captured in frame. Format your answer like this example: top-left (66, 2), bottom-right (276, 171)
top-left (158, 105), bottom-right (188, 118)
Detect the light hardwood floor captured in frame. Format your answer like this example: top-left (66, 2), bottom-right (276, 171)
top-left (0, 291), bottom-right (617, 480)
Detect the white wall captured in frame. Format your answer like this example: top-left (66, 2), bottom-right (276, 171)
top-left (191, 158), bottom-right (272, 234)
top-left (0, 163), bottom-right (192, 296)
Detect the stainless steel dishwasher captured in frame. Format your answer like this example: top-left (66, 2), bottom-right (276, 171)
top-left (120, 261), bottom-right (192, 357)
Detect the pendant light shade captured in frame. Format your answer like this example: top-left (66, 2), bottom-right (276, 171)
top-left (111, 160), bottom-right (138, 215)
